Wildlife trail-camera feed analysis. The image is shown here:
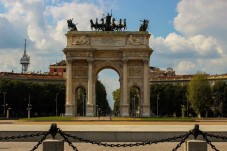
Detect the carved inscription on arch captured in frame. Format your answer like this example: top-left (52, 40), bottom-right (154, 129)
top-left (73, 67), bottom-right (88, 77)
top-left (128, 66), bottom-right (143, 77)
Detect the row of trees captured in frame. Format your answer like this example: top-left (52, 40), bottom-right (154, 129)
top-left (0, 79), bottom-right (111, 118)
top-left (0, 80), bottom-right (65, 117)
top-left (151, 73), bottom-right (227, 117)
top-left (112, 73), bottom-right (227, 118)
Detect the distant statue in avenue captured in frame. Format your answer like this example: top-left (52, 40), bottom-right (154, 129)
top-left (67, 18), bottom-right (78, 31)
top-left (90, 12), bottom-right (127, 31)
top-left (139, 19), bottom-right (149, 31)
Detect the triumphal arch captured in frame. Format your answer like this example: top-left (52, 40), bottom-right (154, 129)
top-left (64, 15), bottom-right (152, 117)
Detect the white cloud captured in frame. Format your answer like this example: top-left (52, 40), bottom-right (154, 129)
top-left (150, 0), bottom-right (227, 75)
top-left (0, 0), bottom-right (105, 72)
top-left (176, 61), bottom-right (198, 75)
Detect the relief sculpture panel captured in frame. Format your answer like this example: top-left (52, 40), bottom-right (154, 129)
top-left (128, 66), bottom-right (143, 77)
top-left (73, 67), bottom-right (88, 77)
top-left (72, 36), bottom-right (90, 45)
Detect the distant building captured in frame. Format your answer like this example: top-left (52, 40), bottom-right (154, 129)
top-left (0, 72), bottom-right (64, 84)
top-left (150, 67), bottom-right (227, 86)
top-left (49, 60), bottom-right (66, 78)
top-left (150, 67), bottom-right (175, 78)
top-left (20, 39), bottom-right (30, 73)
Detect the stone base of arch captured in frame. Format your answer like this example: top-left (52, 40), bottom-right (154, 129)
top-left (86, 104), bottom-right (94, 117)
top-left (65, 104), bottom-right (74, 116)
top-left (121, 104), bottom-right (129, 117)
top-left (142, 105), bottom-right (150, 117)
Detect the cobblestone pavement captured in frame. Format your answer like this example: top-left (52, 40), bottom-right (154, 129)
top-left (0, 142), bottom-right (227, 151)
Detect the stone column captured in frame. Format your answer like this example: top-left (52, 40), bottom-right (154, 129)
top-left (142, 59), bottom-right (150, 117)
top-left (121, 59), bottom-right (129, 116)
top-left (87, 59), bottom-right (94, 116)
top-left (65, 60), bottom-right (73, 116)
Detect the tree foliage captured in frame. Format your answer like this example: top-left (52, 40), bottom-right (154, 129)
top-left (212, 81), bottom-right (227, 116)
top-left (0, 79), bottom-right (65, 118)
top-left (112, 88), bottom-right (120, 115)
top-left (187, 73), bottom-right (212, 117)
top-left (96, 80), bottom-right (111, 115)
top-left (150, 84), bottom-right (187, 117)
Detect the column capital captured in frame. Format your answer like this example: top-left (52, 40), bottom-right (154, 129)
top-left (143, 58), bottom-right (149, 63)
top-left (87, 59), bottom-right (94, 63)
top-left (67, 58), bottom-right (73, 64)
top-left (122, 59), bottom-right (128, 63)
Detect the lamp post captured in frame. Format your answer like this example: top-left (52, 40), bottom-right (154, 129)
top-left (6, 107), bottom-right (11, 119)
top-left (82, 93), bottom-right (85, 116)
top-left (186, 99), bottom-right (189, 117)
top-left (55, 93), bottom-right (58, 116)
top-left (3, 92), bottom-right (7, 117)
top-left (27, 94), bottom-right (32, 118)
top-left (157, 94), bottom-right (159, 117)
top-left (133, 95), bottom-right (136, 117)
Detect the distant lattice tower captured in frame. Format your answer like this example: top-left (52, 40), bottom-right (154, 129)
top-left (20, 39), bottom-right (30, 73)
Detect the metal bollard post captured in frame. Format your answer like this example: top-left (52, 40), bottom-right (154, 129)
top-left (43, 139), bottom-right (64, 151)
top-left (43, 123), bottom-right (64, 151)
top-left (184, 140), bottom-right (207, 151)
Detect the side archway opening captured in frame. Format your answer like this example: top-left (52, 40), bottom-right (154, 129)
top-left (75, 86), bottom-right (86, 116)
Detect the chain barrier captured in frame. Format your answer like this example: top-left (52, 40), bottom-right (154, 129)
top-left (1, 123), bottom-right (227, 150)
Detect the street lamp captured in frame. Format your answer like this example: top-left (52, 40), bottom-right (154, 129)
top-left (27, 94), bottom-right (32, 118)
top-left (3, 92), bottom-right (7, 117)
top-left (133, 95), bottom-right (136, 117)
top-left (157, 94), bottom-right (159, 117)
top-left (186, 99), bottom-right (189, 117)
top-left (82, 93), bottom-right (85, 116)
top-left (55, 93), bottom-right (58, 116)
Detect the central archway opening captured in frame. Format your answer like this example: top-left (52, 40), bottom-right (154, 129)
top-left (96, 69), bottom-right (120, 116)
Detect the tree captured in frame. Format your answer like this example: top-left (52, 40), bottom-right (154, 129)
top-left (212, 81), bottom-right (227, 116)
top-left (96, 80), bottom-right (111, 115)
top-left (112, 88), bottom-right (120, 115)
top-left (150, 84), bottom-right (187, 117)
top-left (187, 72), bottom-right (212, 118)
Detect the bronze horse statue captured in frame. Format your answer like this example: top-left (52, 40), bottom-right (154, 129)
top-left (67, 18), bottom-right (78, 31)
top-left (139, 19), bottom-right (149, 31)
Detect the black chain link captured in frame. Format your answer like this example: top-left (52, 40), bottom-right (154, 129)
top-left (172, 130), bottom-right (193, 151)
top-left (204, 132), bottom-right (227, 141)
top-left (58, 129), bottom-right (78, 151)
top-left (59, 130), bottom-right (191, 148)
top-left (201, 132), bottom-right (220, 151)
top-left (30, 132), bottom-right (50, 151)
top-left (1, 123), bottom-right (227, 151)
top-left (0, 132), bottom-right (48, 141)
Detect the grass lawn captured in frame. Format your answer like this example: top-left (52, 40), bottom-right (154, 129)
top-left (19, 116), bottom-right (196, 122)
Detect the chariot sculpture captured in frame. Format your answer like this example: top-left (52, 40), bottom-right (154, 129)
top-left (67, 12), bottom-right (149, 32)
top-left (90, 12), bottom-right (127, 31)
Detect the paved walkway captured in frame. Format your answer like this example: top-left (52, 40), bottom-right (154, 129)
top-left (1, 119), bottom-right (227, 150)
top-left (0, 142), bottom-right (227, 151)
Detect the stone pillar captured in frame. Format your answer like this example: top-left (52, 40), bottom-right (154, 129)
top-left (65, 60), bottom-right (73, 116)
top-left (184, 140), bottom-right (207, 151)
top-left (87, 59), bottom-right (94, 116)
top-left (43, 139), bottom-right (64, 151)
top-left (142, 59), bottom-right (150, 117)
top-left (121, 59), bottom-right (129, 116)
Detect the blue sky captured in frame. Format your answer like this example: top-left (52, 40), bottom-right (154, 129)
top-left (0, 0), bottom-right (227, 109)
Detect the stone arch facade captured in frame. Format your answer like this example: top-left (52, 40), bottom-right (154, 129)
top-left (63, 31), bottom-right (152, 117)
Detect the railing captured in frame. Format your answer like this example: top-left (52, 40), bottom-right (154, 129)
top-left (0, 123), bottom-right (227, 151)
